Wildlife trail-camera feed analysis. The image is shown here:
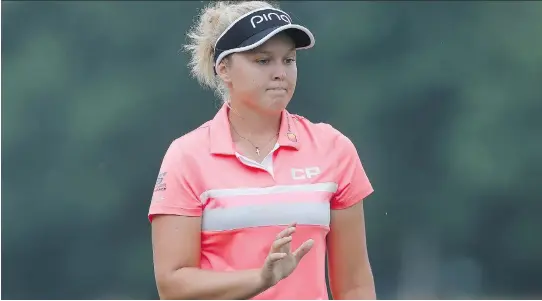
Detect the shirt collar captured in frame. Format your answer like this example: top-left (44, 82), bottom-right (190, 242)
top-left (209, 103), bottom-right (300, 155)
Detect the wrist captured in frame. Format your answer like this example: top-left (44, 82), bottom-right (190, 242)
top-left (255, 268), bottom-right (274, 291)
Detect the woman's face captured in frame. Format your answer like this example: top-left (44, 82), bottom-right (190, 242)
top-left (218, 33), bottom-right (298, 115)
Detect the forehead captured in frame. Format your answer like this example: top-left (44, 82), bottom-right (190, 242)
top-left (248, 33), bottom-right (296, 54)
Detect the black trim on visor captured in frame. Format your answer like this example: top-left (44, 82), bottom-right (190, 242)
top-left (236, 27), bottom-right (312, 49)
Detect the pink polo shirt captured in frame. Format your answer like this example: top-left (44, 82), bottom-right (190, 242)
top-left (148, 104), bottom-right (373, 300)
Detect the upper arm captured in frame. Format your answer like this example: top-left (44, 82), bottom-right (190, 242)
top-left (327, 202), bottom-right (371, 295)
top-left (327, 132), bottom-right (374, 295)
top-left (152, 215), bottom-right (201, 286)
top-left (148, 140), bottom-right (203, 286)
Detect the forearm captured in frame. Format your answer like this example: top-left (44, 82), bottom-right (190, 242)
top-left (158, 267), bottom-right (269, 300)
top-left (330, 269), bottom-right (376, 300)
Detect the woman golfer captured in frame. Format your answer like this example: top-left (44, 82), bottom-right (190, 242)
top-left (149, 1), bottom-right (376, 299)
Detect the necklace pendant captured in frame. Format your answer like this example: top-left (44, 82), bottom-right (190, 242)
top-left (256, 148), bottom-right (260, 156)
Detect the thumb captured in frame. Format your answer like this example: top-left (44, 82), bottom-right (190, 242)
top-left (292, 239), bottom-right (314, 263)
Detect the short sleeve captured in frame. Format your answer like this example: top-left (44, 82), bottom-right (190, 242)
top-left (331, 134), bottom-right (374, 210)
top-left (148, 139), bottom-right (203, 222)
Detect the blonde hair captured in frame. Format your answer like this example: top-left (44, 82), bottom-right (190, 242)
top-left (183, 1), bottom-right (280, 100)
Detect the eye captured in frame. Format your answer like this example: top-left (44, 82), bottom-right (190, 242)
top-left (285, 58), bottom-right (296, 64)
top-left (256, 59), bottom-right (270, 65)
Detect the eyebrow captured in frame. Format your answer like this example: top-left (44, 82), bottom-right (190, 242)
top-left (251, 47), bottom-right (296, 55)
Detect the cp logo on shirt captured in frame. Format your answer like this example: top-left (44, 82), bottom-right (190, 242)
top-left (291, 167), bottom-right (321, 180)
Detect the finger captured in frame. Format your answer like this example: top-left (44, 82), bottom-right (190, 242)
top-left (271, 236), bottom-right (292, 253)
top-left (267, 252), bottom-right (287, 263)
top-left (293, 239), bottom-right (314, 262)
top-left (275, 224), bottom-right (296, 240)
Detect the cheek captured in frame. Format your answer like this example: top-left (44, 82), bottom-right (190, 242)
top-left (245, 71), bottom-right (267, 91)
top-left (287, 68), bottom-right (297, 87)
top-left (231, 71), bottom-right (252, 90)
top-left (233, 70), bottom-right (266, 97)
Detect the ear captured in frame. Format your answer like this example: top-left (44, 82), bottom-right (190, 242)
top-left (216, 59), bottom-right (232, 84)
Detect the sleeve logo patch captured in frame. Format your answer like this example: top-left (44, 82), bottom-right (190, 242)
top-left (154, 172), bottom-right (167, 192)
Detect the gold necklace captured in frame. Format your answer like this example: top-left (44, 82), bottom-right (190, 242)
top-left (229, 120), bottom-right (278, 156)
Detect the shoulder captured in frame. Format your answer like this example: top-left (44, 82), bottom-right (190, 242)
top-left (292, 113), bottom-right (356, 150)
top-left (164, 120), bottom-right (213, 159)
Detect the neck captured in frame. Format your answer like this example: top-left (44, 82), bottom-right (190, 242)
top-left (227, 101), bottom-right (282, 140)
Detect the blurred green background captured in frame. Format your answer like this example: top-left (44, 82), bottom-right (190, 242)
top-left (2, 1), bottom-right (542, 299)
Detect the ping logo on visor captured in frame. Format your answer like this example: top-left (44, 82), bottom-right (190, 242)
top-left (249, 10), bottom-right (292, 28)
top-left (213, 7), bottom-right (315, 72)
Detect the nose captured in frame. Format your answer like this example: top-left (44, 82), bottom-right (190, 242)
top-left (272, 65), bottom-right (287, 81)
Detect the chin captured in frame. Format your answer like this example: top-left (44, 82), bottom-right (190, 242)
top-left (263, 98), bottom-right (290, 113)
